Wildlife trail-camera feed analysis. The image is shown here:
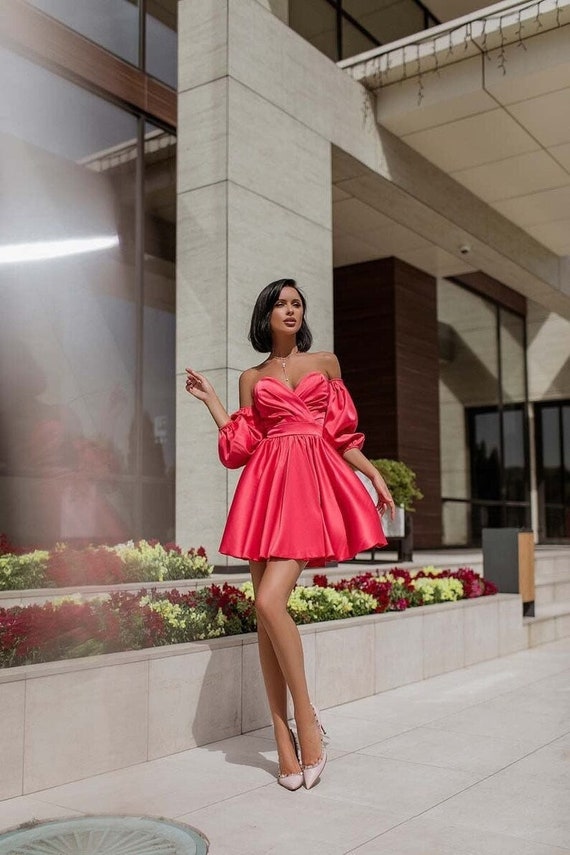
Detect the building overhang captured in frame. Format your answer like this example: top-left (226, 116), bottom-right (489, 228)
top-left (336, 0), bottom-right (570, 316)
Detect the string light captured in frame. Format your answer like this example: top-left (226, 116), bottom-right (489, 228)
top-left (359, 0), bottom-right (567, 106)
top-left (416, 44), bottom-right (424, 105)
top-left (432, 37), bottom-right (440, 76)
top-left (516, 9), bottom-right (528, 48)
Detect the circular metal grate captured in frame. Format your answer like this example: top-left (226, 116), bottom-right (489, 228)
top-left (0, 816), bottom-right (208, 855)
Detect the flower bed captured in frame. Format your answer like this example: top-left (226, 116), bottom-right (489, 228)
top-left (0, 537), bottom-right (213, 590)
top-left (0, 567), bottom-right (497, 668)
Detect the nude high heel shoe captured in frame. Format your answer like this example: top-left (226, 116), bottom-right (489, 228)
top-left (302, 704), bottom-right (327, 790)
top-left (277, 728), bottom-right (303, 791)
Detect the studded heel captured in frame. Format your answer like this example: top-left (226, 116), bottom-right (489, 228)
top-left (277, 727), bottom-right (303, 791)
top-left (302, 705), bottom-right (327, 790)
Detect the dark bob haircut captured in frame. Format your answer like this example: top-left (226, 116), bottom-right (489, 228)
top-left (248, 278), bottom-right (313, 354)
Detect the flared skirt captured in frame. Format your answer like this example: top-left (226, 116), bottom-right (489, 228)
top-left (219, 434), bottom-right (386, 567)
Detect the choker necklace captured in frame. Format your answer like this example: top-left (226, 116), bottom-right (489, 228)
top-left (270, 347), bottom-right (297, 383)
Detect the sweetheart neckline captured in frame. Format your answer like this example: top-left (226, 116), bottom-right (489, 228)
top-left (253, 371), bottom-right (335, 396)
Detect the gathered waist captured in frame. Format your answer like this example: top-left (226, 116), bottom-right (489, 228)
top-left (266, 420), bottom-right (323, 439)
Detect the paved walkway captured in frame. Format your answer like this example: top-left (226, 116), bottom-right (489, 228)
top-left (2, 637), bottom-right (569, 854)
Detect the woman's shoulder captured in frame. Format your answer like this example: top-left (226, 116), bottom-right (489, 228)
top-left (310, 351), bottom-right (341, 379)
top-left (239, 367), bottom-right (259, 398)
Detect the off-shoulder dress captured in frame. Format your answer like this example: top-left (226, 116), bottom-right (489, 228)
top-left (218, 371), bottom-right (386, 567)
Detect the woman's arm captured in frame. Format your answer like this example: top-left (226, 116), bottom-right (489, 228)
top-left (185, 368), bottom-right (230, 429)
top-left (327, 353), bottom-right (394, 517)
top-left (343, 447), bottom-right (395, 519)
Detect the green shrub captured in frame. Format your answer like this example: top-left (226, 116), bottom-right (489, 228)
top-left (0, 552), bottom-right (49, 590)
top-left (368, 458), bottom-right (423, 511)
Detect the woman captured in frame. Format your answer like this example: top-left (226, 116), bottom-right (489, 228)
top-left (185, 278), bottom-right (394, 791)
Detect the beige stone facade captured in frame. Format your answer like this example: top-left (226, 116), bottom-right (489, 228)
top-left (176, 0), bottom-right (570, 559)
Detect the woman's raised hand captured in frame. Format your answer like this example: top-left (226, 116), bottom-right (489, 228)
top-left (185, 369), bottom-right (230, 429)
top-left (185, 368), bottom-right (216, 403)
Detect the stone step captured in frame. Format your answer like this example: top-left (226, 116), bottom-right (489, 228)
top-left (534, 578), bottom-right (570, 606)
top-left (524, 600), bottom-right (570, 647)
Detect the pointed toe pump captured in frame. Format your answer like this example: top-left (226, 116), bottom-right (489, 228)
top-left (302, 704), bottom-right (327, 790)
top-left (277, 728), bottom-right (303, 792)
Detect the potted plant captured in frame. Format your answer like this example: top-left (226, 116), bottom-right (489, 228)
top-left (368, 459), bottom-right (423, 538)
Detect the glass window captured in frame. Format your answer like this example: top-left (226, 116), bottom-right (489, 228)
top-left (562, 404), bottom-right (570, 504)
top-left (503, 407), bottom-right (527, 502)
top-left (438, 279), bottom-right (499, 544)
top-left (27, 0), bottom-right (140, 67)
top-left (343, 0), bottom-right (424, 46)
top-left (541, 406), bottom-right (562, 503)
top-left (0, 49), bottom-right (175, 549)
top-left (470, 410), bottom-right (501, 502)
top-left (141, 123), bottom-right (176, 541)
top-left (26, 0), bottom-right (178, 87)
top-left (289, 0), bottom-right (338, 61)
top-left (438, 278), bottom-right (529, 545)
top-left (146, 0), bottom-right (178, 86)
top-left (288, 0), bottom-right (438, 62)
top-left (536, 402), bottom-right (570, 540)
top-left (342, 18), bottom-right (378, 59)
top-left (500, 308), bottom-right (526, 404)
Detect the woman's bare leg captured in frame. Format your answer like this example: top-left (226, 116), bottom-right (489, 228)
top-left (251, 559), bottom-right (323, 769)
top-left (250, 561), bottom-right (299, 776)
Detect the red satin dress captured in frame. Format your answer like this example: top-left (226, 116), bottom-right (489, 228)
top-left (218, 371), bottom-right (386, 567)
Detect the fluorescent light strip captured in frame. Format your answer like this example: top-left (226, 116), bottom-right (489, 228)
top-left (0, 235), bottom-right (120, 264)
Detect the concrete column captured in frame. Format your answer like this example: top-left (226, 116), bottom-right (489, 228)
top-left (176, 0), bottom-right (332, 563)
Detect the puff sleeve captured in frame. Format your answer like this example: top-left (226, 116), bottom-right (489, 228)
top-left (218, 407), bottom-right (264, 469)
top-left (323, 379), bottom-right (365, 455)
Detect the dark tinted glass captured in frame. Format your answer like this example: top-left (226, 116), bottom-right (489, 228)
top-left (290, 0), bottom-right (337, 60)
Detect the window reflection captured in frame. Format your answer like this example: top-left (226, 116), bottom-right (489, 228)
top-left (500, 308), bottom-right (526, 404)
top-left (438, 279), bottom-right (499, 544)
top-left (27, 0), bottom-right (140, 66)
top-left (27, 0), bottom-right (178, 87)
top-left (141, 124), bottom-right (176, 539)
top-left (470, 410), bottom-right (501, 502)
top-left (343, 0), bottom-right (425, 45)
top-left (0, 49), bottom-right (175, 549)
top-left (290, 0), bottom-right (337, 61)
top-left (537, 403), bottom-right (570, 540)
top-left (289, 0), bottom-right (438, 61)
top-left (146, 0), bottom-right (178, 87)
top-left (503, 408), bottom-right (527, 502)
top-left (438, 278), bottom-right (529, 545)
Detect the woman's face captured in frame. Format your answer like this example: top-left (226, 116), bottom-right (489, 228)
top-left (270, 286), bottom-right (303, 338)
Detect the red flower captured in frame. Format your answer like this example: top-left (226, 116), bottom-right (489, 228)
top-left (313, 574), bottom-right (329, 588)
top-left (0, 533), bottom-right (27, 556)
top-left (453, 567), bottom-right (485, 598)
top-left (163, 542), bottom-right (182, 554)
top-left (46, 546), bottom-right (124, 587)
